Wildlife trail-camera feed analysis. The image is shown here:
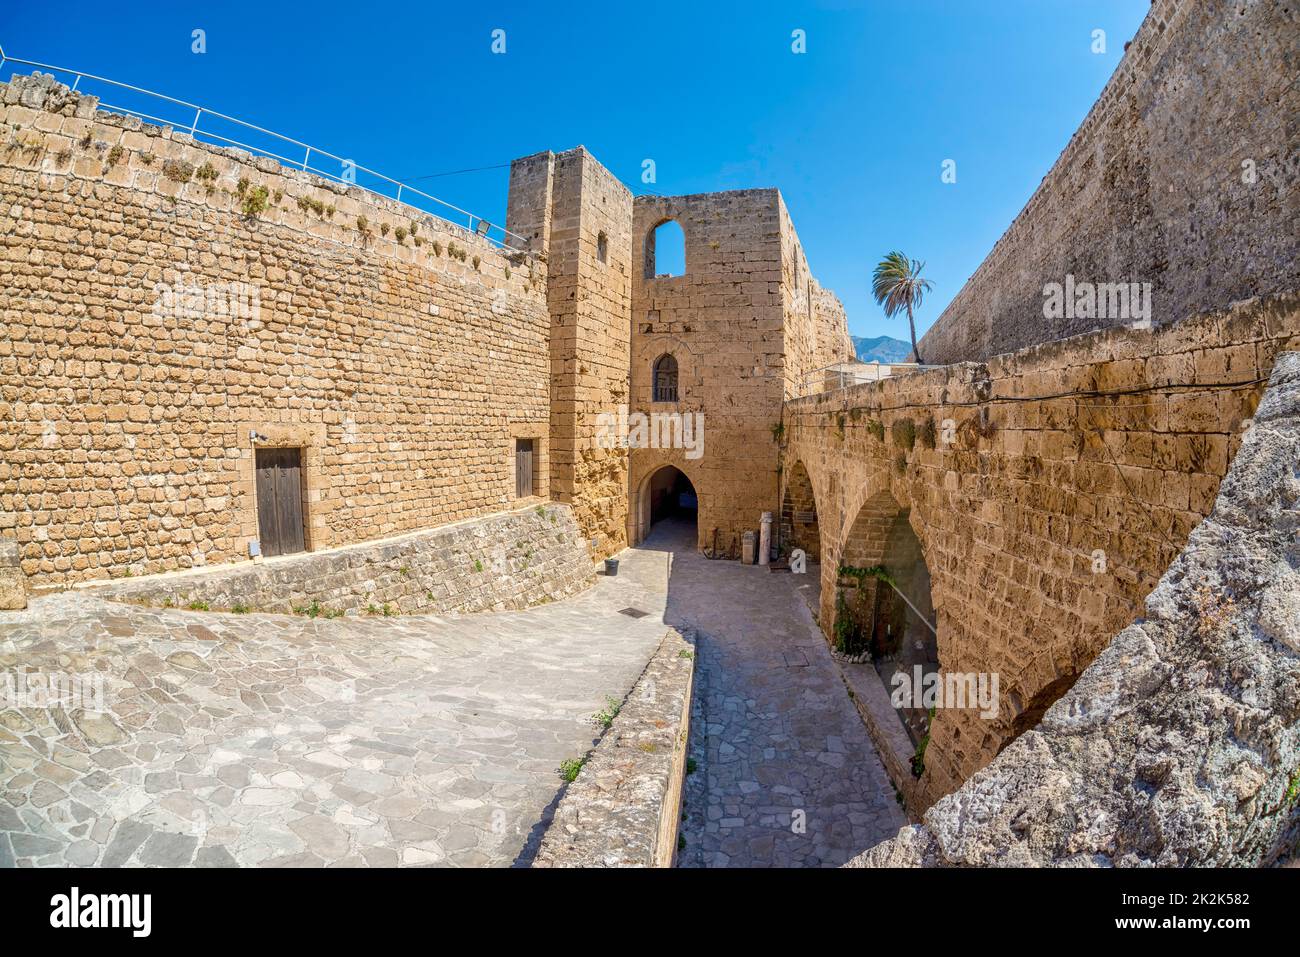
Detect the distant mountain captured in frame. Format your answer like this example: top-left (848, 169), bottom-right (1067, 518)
top-left (851, 335), bottom-right (913, 363)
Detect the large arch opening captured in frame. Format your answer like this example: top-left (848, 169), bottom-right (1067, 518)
top-left (779, 461), bottom-right (820, 563)
top-left (633, 464), bottom-right (698, 547)
top-left (836, 491), bottom-right (938, 755)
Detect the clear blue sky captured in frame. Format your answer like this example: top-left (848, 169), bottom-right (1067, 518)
top-left (0, 1), bottom-right (1147, 341)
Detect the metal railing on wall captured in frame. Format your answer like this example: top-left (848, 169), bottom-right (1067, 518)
top-left (797, 361), bottom-right (942, 398)
top-left (0, 46), bottom-right (528, 250)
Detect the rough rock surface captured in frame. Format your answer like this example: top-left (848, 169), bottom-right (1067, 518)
top-left (848, 352), bottom-right (1300, 867)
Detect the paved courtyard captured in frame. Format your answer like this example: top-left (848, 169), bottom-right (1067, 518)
top-left (655, 520), bottom-right (907, 867)
top-left (1, 518), bottom-right (904, 868)
top-left (0, 547), bottom-right (670, 867)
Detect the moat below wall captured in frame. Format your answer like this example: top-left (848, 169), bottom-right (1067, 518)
top-left (782, 294), bottom-right (1300, 814)
top-left (87, 504), bottom-right (594, 618)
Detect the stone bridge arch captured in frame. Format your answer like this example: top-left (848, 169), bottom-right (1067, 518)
top-left (833, 487), bottom-right (942, 768)
top-left (778, 460), bottom-right (822, 563)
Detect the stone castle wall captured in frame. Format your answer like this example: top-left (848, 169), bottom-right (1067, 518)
top-left (0, 70), bottom-right (856, 590)
top-left (0, 73), bottom-right (553, 588)
top-left (627, 189), bottom-right (850, 555)
top-left (785, 294), bottom-right (1300, 811)
top-left (918, 0), bottom-right (1299, 365)
top-left (506, 149), bottom-right (633, 560)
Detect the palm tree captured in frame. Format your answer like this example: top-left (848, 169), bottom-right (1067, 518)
top-left (872, 252), bottom-right (933, 365)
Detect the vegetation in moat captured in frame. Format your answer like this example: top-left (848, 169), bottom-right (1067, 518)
top-left (834, 564), bottom-right (896, 656)
top-left (910, 706), bottom-right (937, 778)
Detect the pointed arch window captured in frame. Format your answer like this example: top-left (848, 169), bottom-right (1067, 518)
top-left (644, 219), bottom-right (685, 278)
top-left (653, 354), bottom-right (679, 402)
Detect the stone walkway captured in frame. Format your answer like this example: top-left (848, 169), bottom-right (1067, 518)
top-left (652, 520), bottom-right (907, 867)
top-left (1, 517), bottom-right (904, 868)
top-left (0, 547), bottom-right (670, 867)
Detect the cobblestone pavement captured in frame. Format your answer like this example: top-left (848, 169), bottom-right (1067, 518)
top-left (0, 548), bottom-right (670, 868)
top-left (654, 520), bottom-right (908, 867)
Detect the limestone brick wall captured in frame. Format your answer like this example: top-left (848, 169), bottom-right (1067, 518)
top-left (629, 191), bottom-right (782, 555)
top-left (507, 148), bottom-right (633, 559)
top-left (784, 294), bottom-right (1300, 811)
top-left (0, 73), bottom-right (551, 588)
top-left (89, 503), bottom-right (593, 618)
top-left (918, 0), bottom-right (1299, 364)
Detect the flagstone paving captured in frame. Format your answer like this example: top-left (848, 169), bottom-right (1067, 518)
top-left (0, 547), bottom-right (670, 868)
top-left (660, 521), bottom-right (908, 867)
top-left (1, 518), bottom-right (904, 868)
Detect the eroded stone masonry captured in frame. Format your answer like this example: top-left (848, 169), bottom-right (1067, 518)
top-left (1, 0), bottom-right (1297, 868)
top-left (0, 76), bottom-right (849, 590)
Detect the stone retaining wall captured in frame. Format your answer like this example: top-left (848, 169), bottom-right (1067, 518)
top-left (532, 627), bottom-right (695, 867)
top-left (848, 352), bottom-right (1300, 867)
top-left (88, 504), bottom-right (594, 617)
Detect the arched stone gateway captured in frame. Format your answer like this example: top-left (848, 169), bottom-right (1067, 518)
top-left (835, 491), bottom-right (938, 758)
top-left (629, 462), bottom-right (699, 546)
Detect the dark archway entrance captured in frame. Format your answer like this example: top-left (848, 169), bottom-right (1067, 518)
top-left (646, 465), bottom-right (697, 527)
top-left (837, 491), bottom-right (938, 756)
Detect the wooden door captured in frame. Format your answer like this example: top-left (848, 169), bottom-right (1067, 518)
top-left (255, 447), bottom-right (306, 557)
top-left (515, 439), bottom-right (534, 498)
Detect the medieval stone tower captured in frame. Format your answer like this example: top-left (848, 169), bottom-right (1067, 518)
top-left (506, 149), bottom-right (853, 562)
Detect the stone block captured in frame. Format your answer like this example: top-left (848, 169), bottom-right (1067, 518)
top-left (0, 541), bottom-right (25, 610)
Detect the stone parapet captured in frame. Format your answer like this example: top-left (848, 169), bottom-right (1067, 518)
top-left (532, 627), bottom-right (695, 867)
